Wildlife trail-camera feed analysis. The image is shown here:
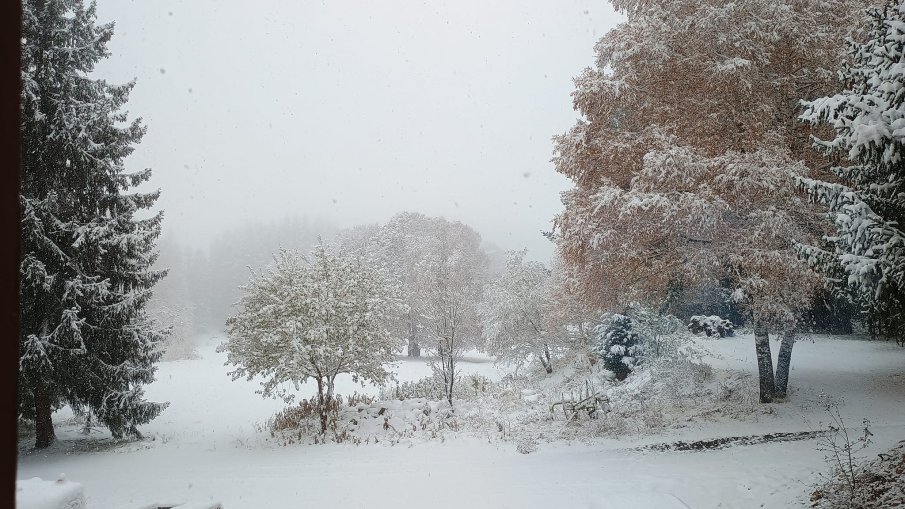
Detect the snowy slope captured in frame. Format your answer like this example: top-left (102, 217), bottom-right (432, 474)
top-left (17, 333), bottom-right (905, 509)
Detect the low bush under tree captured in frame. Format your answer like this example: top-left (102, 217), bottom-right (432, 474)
top-left (688, 315), bottom-right (735, 338)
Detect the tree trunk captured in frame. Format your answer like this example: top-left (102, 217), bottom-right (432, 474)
top-left (408, 320), bottom-right (420, 357)
top-left (774, 330), bottom-right (795, 399)
top-left (326, 377), bottom-right (337, 431)
top-left (315, 378), bottom-right (327, 434)
top-left (81, 410), bottom-right (92, 435)
top-left (540, 344), bottom-right (553, 374)
top-left (446, 350), bottom-right (454, 407)
top-left (754, 323), bottom-right (776, 403)
top-left (407, 338), bottom-right (420, 357)
top-left (34, 384), bottom-right (55, 449)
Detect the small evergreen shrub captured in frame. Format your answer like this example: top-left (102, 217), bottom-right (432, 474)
top-left (592, 314), bottom-right (643, 381)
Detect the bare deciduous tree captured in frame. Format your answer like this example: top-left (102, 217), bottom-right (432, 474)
top-left (480, 250), bottom-right (556, 374)
top-left (417, 219), bottom-right (488, 407)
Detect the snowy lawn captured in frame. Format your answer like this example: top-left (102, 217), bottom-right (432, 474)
top-left (17, 333), bottom-right (905, 509)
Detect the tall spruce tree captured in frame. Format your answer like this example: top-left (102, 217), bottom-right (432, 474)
top-left (20, 0), bottom-right (167, 448)
top-left (799, 0), bottom-right (905, 344)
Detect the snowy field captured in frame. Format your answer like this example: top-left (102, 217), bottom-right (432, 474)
top-left (17, 333), bottom-right (905, 509)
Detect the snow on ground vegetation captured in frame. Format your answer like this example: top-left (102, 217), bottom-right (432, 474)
top-left (17, 333), bottom-right (905, 509)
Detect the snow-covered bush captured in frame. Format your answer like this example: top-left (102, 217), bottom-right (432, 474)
top-left (267, 393), bottom-right (381, 445)
top-left (380, 375), bottom-right (448, 401)
top-left (592, 314), bottom-right (642, 381)
top-left (811, 438), bottom-right (905, 509)
top-left (488, 350), bottom-right (752, 442)
top-left (267, 396), bottom-right (339, 441)
top-left (591, 307), bottom-right (699, 380)
top-left (810, 398), bottom-right (881, 509)
top-left (379, 372), bottom-right (493, 401)
top-left (665, 282), bottom-right (745, 327)
top-left (624, 306), bottom-right (691, 359)
top-left (688, 315), bottom-right (735, 338)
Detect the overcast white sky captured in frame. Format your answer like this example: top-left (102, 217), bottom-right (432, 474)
top-left (92, 1), bottom-right (624, 261)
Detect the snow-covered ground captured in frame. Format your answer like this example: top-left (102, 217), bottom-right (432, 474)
top-left (17, 333), bottom-right (905, 509)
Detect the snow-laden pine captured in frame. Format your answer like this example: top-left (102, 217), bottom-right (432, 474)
top-left (19, 0), bottom-right (167, 448)
top-left (592, 314), bottom-right (642, 381)
top-left (799, 0), bottom-right (905, 341)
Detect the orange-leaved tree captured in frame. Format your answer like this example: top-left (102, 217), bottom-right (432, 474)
top-left (551, 0), bottom-right (868, 402)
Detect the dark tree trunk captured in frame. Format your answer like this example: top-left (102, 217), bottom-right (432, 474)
top-left (315, 378), bottom-right (327, 434)
top-left (33, 384), bottom-right (55, 449)
top-left (407, 322), bottom-right (420, 357)
top-left (754, 323), bottom-right (776, 403)
top-left (407, 338), bottom-right (420, 357)
top-left (540, 344), bottom-right (553, 374)
top-left (774, 330), bottom-right (795, 399)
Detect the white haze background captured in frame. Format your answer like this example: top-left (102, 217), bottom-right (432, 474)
top-left (91, 0), bottom-right (624, 261)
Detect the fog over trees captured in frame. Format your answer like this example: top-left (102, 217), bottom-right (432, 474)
top-left (17, 3), bottom-right (905, 506)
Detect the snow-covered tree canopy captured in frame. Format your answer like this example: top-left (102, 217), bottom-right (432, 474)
top-left (329, 212), bottom-right (489, 406)
top-left (19, 0), bottom-right (168, 447)
top-left (416, 219), bottom-right (489, 405)
top-left (367, 212), bottom-right (440, 357)
top-left (480, 250), bottom-right (556, 373)
top-left (354, 212), bottom-right (490, 358)
top-left (416, 218), bottom-right (488, 349)
top-left (799, 0), bottom-right (905, 333)
top-left (224, 244), bottom-right (401, 406)
top-left (551, 0), bottom-right (866, 327)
